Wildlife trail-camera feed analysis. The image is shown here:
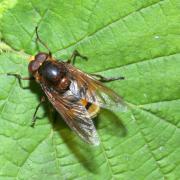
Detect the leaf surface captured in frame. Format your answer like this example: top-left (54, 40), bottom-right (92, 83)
top-left (0, 0), bottom-right (180, 179)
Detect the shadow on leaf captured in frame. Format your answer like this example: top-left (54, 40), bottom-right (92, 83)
top-left (95, 109), bottom-right (127, 138)
top-left (52, 112), bottom-right (100, 174)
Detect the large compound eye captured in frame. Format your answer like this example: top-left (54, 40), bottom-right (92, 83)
top-left (28, 52), bottom-right (49, 74)
top-left (35, 52), bottom-right (48, 62)
top-left (28, 60), bottom-right (40, 73)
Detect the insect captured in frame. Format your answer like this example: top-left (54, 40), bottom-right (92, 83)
top-left (7, 27), bottom-right (126, 145)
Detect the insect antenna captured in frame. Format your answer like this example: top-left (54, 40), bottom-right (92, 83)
top-left (35, 26), bottom-right (52, 57)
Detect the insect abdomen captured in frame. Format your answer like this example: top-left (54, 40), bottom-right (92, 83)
top-left (80, 99), bottom-right (100, 118)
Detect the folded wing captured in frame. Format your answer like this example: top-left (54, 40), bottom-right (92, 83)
top-left (41, 84), bottom-right (100, 145)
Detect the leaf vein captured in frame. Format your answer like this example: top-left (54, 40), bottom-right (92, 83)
top-left (55, 0), bottom-right (167, 53)
top-left (132, 113), bottom-right (166, 178)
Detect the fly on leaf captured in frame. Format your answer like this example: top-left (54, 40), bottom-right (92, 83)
top-left (7, 27), bottom-right (127, 146)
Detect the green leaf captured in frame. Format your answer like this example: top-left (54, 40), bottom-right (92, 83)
top-left (0, 0), bottom-right (180, 179)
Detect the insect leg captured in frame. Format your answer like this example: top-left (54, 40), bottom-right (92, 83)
top-left (90, 74), bottom-right (125, 82)
top-left (67, 50), bottom-right (88, 64)
top-left (35, 26), bottom-right (52, 57)
top-left (7, 73), bottom-right (35, 89)
top-left (31, 96), bottom-right (46, 127)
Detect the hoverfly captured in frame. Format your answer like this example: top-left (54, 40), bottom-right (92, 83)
top-left (7, 27), bottom-right (126, 145)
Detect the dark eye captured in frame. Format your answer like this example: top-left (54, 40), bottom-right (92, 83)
top-left (35, 53), bottom-right (48, 61)
top-left (28, 60), bottom-right (40, 73)
top-left (39, 61), bottom-right (61, 83)
top-left (28, 53), bottom-right (49, 74)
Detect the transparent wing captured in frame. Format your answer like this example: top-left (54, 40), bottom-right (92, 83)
top-left (65, 63), bottom-right (127, 112)
top-left (41, 84), bottom-right (100, 145)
